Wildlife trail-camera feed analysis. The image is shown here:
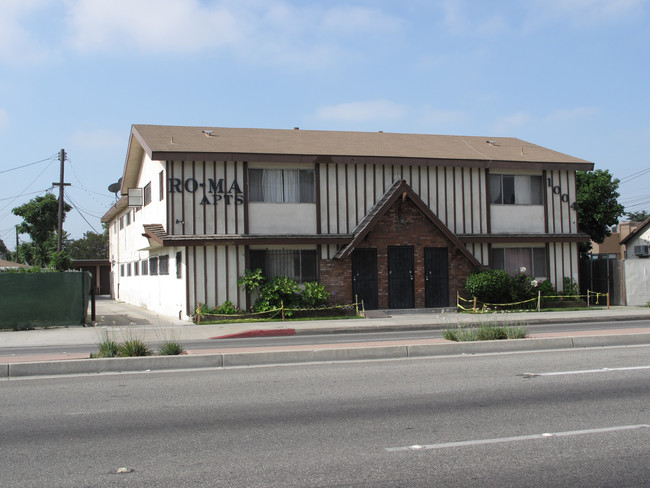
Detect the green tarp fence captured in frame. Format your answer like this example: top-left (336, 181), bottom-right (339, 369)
top-left (0, 271), bottom-right (91, 329)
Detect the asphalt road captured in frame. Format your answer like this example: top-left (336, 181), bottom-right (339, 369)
top-left (1, 346), bottom-right (649, 487)
top-left (1, 318), bottom-right (649, 358)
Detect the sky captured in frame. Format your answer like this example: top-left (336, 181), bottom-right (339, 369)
top-left (1, 0), bottom-right (649, 251)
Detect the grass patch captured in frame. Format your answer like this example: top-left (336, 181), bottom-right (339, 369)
top-left (118, 339), bottom-right (152, 357)
top-left (91, 337), bottom-right (120, 358)
top-left (158, 340), bottom-right (185, 356)
top-left (443, 323), bottom-right (528, 342)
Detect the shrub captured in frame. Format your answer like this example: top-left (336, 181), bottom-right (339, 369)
top-left (536, 279), bottom-right (555, 300)
top-left (562, 277), bottom-right (579, 298)
top-left (300, 281), bottom-right (330, 308)
top-left (91, 338), bottom-right (120, 358)
top-left (254, 276), bottom-right (301, 312)
top-left (237, 268), bottom-right (265, 293)
top-left (212, 300), bottom-right (239, 315)
top-left (119, 339), bottom-right (151, 357)
top-left (443, 323), bottom-right (528, 342)
top-left (158, 340), bottom-right (185, 356)
top-left (465, 269), bottom-right (513, 304)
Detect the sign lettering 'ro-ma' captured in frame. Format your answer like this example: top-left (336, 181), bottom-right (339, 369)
top-left (168, 178), bottom-right (244, 205)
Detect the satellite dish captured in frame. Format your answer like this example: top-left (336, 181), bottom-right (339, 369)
top-left (108, 177), bottom-right (122, 197)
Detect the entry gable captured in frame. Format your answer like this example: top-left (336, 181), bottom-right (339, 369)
top-left (334, 180), bottom-right (481, 267)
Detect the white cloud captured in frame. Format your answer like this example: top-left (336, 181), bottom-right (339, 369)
top-left (439, 0), bottom-right (509, 36)
top-left (70, 129), bottom-right (123, 150)
top-left (62, 0), bottom-right (402, 68)
top-left (65, 0), bottom-right (241, 53)
top-left (0, 108), bottom-right (9, 130)
top-left (0, 0), bottom-right (53, 64)
top-left (527, 0), bottom-right (644, 26)
top-left (320, 6), bottom-right (402, 35)
top-left (315, 100), bottom-right (407, 123)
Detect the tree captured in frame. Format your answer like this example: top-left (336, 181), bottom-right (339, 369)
top-left (624, 210), bottom-right (650, 222)
top-left (12, 193), bottom-right (72, 268)
top-left (0, 238), bottom-right (11, 261)
top-left (576, 169), bottom-right (625, 251)
top-left (12, 194), bottom-right (71, 244)
top-left (67, 228), bottom-right (109, 259)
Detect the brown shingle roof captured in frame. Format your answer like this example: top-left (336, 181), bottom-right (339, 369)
top-left (130, 124), bottom-right (593, 168)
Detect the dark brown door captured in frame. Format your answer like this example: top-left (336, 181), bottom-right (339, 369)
top-left (352, 248), bottom-right (378, 310)
top-left (388, 246), bottom-right (414, 309)
top-left (425, 247), bottom-right (449, 307)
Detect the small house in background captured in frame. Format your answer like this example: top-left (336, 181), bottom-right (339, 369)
top-left (590, 221), bottom-right (641, 260)
top-left (0, 259), bottom-right (30, 271)
top-left (102, 124), bottom-right (593, 319)
top-left (620, 216), bottom-right (650, 305)
top-left (71, 259), bottom-right (111, 295)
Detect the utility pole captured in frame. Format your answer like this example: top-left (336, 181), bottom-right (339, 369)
top-left (15, 225), bottom-right (20, 263)
top-left (52, 149), bottom-right (70, 252)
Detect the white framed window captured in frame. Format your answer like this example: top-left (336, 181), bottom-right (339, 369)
top-left (491, 247), bottom-right (547, 277)
top-left (490, 174), bottom-right (543, 205)
top-left (248, 169), bottom-right (314, 203)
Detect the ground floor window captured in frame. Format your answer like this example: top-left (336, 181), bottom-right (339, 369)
top-left (159, 255), bottom-right (169, 275)
top-left (149, 256), bottom-right (158, 276)
top-left (249, 249), bottom-right (318, 283)
top-left (491, 247), bottom-right (546, 277)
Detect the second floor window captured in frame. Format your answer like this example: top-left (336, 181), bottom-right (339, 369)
top-left (248, 169), bottom-right (314, 203)
top-left (144, 182), bottom-right (152, 206)
top-left (490, 174), bottom-right (543, 205)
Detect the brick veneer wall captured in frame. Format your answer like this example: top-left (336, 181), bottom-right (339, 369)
top-left (319, 197), bottom-right (478, 308)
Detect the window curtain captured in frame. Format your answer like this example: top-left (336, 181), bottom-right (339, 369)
top-left (505, 248), bottom-right (532, 276)
top-left (283, 170), bottom-right (300, 203)
top-left (489, 174), bottom-right (502, 204)
top-left (515, 176), bottom-right (531, 205)
top-left (262, 169), bottom-right (284, 203)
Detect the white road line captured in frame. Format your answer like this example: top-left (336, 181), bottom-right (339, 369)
top-left (524, 365), bottom-right (650, 377)
top-left (385, 424), bottom-right (650, 452)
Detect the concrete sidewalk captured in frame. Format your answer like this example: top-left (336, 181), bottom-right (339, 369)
top-left (1, 296), bottom-right (650, 378)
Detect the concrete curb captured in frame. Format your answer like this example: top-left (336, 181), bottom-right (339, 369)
top-left (2, 332), bottom-right (649, 379)
top-left (292, 313), bottom-right (650, 335)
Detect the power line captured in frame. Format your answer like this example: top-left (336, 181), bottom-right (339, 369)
top-left (0, 159), bottom-right (56, 213)
top-left (0, 154), bottom-right (58, 175)
top-left (0, 188), bottom-right (53, 202)
top-left (619, 167), bottom-right (650, 185)
top-left (66, 157), bottom-right (114, 206)
top-left (65, 195), bottom-right (99, 234)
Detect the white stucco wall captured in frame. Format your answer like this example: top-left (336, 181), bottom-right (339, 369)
top-left (109, 154), bottom-right (190, 318)
top-left (248, 204), bottom-right (317, 234)
top-left (625, 259), bottom-right (650, 306)
top-left (490, 205), bottom-right (545, 233)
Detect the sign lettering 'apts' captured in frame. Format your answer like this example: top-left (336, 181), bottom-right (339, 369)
top-left (168, 178), bottom-right (244, 205)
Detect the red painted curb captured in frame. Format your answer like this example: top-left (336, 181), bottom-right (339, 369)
top-left (210, 329), bottom-right (296, 339)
